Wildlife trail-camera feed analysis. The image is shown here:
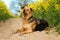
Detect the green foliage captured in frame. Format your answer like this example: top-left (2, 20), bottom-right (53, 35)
top-left (0, 0), bottom-right (18, 21)
top-left (29, 0), bottom-right (60, 32)
top-left (56, 24), bottom-right (60, 34)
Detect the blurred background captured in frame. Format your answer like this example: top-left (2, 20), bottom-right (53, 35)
top-left (0, 0), bottom-right (60, 33)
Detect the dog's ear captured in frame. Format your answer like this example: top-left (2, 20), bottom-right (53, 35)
top-left (21, 6), bottom-right (25, 9)
top-left (30, 8), bottom-right (33, 11)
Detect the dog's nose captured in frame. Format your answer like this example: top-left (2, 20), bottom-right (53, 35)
top-left (23, 10), bottom-right (27, 16)
top-left (23, 13), bottom-right (27, 16)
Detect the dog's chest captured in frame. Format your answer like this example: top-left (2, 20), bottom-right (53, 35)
top-left (27, 16), bottom-right (36, 23)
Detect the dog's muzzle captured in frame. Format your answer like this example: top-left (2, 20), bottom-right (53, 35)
top-left (23, 10), bottom-right (27, 16)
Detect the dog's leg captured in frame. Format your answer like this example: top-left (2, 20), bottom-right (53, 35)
top-left (20, 27), bottom-right (33, 34)
top-left (12, 27), bottom-right (24, 34)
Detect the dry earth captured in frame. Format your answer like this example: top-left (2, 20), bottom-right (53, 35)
top-left (0, 18), bottom-right (60, 40)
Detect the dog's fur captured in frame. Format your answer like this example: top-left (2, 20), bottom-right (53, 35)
top-left (13, 6), bottom-right (49, 34)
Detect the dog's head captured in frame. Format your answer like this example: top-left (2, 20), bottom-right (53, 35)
top-left (21, 6), bottom-right (33, 16)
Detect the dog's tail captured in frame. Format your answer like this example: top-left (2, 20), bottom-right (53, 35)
top-left (34, 19), bottom-right (49, 31)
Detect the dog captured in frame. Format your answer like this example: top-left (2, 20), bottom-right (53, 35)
top-left (13, 6), bottom-right (49, 34)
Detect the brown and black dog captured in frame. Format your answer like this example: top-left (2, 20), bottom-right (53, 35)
top-left (13, 6), bottom-right (49, 34)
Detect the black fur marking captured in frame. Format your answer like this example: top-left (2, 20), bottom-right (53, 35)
top-left (28, 16), bottom-right (36, 23)
top-left (27, 16), bottom-right (49, 31)
top-left (34, 19), bottom-right (49, 31)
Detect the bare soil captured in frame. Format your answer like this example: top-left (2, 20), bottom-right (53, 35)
top-left (0, 18), bottom-right (60, 40)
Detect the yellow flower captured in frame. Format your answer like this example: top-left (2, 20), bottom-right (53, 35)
top-left (55, 4), bottom-right (60, 10)
top-left (0, 8), bottom-right (3, 9)
top-left (28, 1), bottom-right (50, 11)
top-left (38, 8), bottom-right (40, 10)
top-left (4, 11), bottom-right (6, 13)
top-left (28, 3), bottom-right (37, 10)
top-left (40, 2), bottom-right (49, 11)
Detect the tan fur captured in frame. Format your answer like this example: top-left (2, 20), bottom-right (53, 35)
top-left (21, 6), bottom-right (36, 34)
top-left (13, 6), bottom-right (36, 34)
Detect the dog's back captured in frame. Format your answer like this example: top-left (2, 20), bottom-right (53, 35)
top-left (34, 19), bottom-right (49, 31)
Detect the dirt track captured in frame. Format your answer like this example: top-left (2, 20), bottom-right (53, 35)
top-left (0, 18), bottom-right (60, 40)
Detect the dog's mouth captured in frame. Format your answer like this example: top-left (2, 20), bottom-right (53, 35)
top-left (23, 13), bottom-right (27, 16)
top-left (23, 10), bottom-right (27, 16)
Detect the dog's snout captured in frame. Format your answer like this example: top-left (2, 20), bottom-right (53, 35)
top-left (23, 10), bottom-right (27, 16)
top-left (23, 9), bottom-right (25, 13)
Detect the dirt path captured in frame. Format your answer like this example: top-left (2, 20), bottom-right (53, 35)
top-left (0, 18), bottom-right (60, 40)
